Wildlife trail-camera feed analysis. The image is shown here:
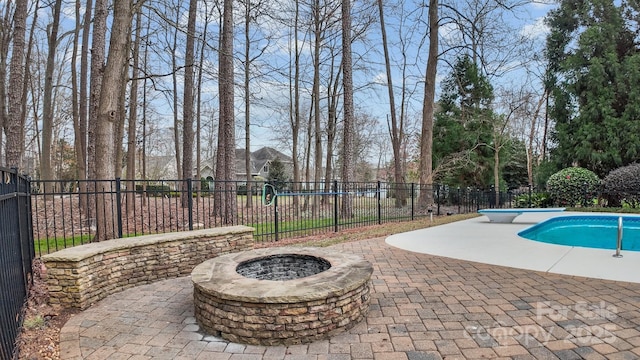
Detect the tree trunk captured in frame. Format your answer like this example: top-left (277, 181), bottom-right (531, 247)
top-left (77, 0), bottom-right (92, 213)
top-left (312, 0), bottom-right (323, 216)
top-left (114, 50), bottom-right (129, 178)
top-left (494, 145), bottom-right (500, 207)
top-left (378, 0), bottom-right (406, 207)
top-left (418, 0), bottom-right (438, 210)
top-left (0, 5), bottom-right (12, 163)
top-left (23, 1), bottom-right (39, 175)
top-left (541, 93), bottom-right (549, 163)
top-left (214, 0), bottom-right (236, 224)
top-left (5, 0), bottom-right (28, 168)
top-left (141, 12), bottom-right (151, 206)
top-left (87, 0), bottom-right (108, 226)
top-left (324, 56), bottom-right (340, 205)
top-left (94, 0), bottom-right (134, 240)
top-left (41, 0), bottom-right (62, 185)
top-left (528, 93), bottom-right (545, 186)
top-left (340, 0), bottom-right (355, 219)
top-left (71, 0), bottom-right (81, 187)
top-left (126, 9), bottom-right (143, 214)
top-left (171, 5), bottom-right (182, 180)
top-left (244, 0), bottom-right (253, 208)
top-left (292, 0), bottom-right (302, 211)
top-left (195, 2), bottom-right (210, 199)
top-left (182, 0), bottom-right (197, 208)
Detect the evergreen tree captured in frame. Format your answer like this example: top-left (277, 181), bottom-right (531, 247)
top-left (267, 157), bottom-right (290, 191)
top-left (433, 55), bottom-right (495, 187)
top-left (546, 0), bottom-right (640, 177)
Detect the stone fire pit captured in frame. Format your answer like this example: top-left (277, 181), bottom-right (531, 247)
top-left (191, 247), bottom-right (373, 345)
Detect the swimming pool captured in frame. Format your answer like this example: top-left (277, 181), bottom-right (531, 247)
top-left (518, 215), bottom-right (640, 251)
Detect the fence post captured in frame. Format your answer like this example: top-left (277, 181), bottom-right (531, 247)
top-left (274, 193), bottom-right (279, 241)
top-left (583, 182), bottom-right (588, 207)
top-left (411, 183), bottom-right (415, 221)
top-left (115, 178), bottom-right (123, 238)
top-left (436, 184), bottom-right (441, 215)
top-left (333, 180), bottom-right (338, 232)
top-left (377, 181), bottom-right (381, 225)
top-left (25, 175), bottom-right (35, 261)
top-left (458, 187), bottom-right (461, 214)
top-left (528, 184), bottom-right (532, 208)
top-left (187, 178), bottom-right (193, 230)
top-left (13, 168), bottom-right (28, 287)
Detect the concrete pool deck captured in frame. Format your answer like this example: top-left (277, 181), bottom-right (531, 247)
top-left (387, 211), bottom-right (640, 284)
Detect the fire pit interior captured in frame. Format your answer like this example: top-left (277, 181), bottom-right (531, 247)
top-left (192, 247), bottom-right (373, 346)
top-left (236, 254), bottom-right (331, 280)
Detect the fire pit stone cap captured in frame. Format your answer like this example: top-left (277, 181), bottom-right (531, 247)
top-left (191, 246), bottom-right (373, 303)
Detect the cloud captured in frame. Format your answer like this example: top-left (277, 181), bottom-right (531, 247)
top-left (530, 0), bottom-right (557, 10)
top-left (521, 17), bottom-right (549, 39)
top-left (372, 72), bottom-right (387, 86)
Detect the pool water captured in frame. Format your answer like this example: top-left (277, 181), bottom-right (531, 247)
top-left (518, 215), bottom-right (640, 251)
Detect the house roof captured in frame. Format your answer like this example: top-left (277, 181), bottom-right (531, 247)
top-left (251, 147), bottom-right (292, 163)
top-left (201, 147), bottom-right (292, 178)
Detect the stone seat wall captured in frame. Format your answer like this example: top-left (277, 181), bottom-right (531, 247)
top-left (41, 226), bottom-right (254, 309)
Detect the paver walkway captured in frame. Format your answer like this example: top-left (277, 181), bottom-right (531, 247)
top-left (60, 237), bottom-right (640, 359)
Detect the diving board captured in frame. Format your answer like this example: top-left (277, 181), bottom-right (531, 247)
top-left (478, 208), bottom-right (566, 223)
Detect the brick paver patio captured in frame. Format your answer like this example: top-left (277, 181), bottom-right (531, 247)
top-left (59, 237), bottom-right (640, 359)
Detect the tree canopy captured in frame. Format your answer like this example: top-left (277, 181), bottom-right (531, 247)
top-left (546, 0), bottom-right (640, 178)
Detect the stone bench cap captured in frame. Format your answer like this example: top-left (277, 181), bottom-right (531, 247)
top-left (42, 225), bottom-right (254, 262)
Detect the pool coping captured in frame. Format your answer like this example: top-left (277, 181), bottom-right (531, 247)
top-left (386, 211), bottom-right (640, 284)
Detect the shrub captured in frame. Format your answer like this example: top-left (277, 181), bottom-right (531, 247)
top-left (546, 167), bottom-right (599, 206)
top-left (513, 192), bottom-right (553, 208)
top-left (135, 184), bottom-right (172, 197)
top-left (601, 163), bottom-right (640, 207)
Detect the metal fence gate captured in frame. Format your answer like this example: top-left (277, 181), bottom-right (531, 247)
top-left (0, 168), bottom-right (34, 360)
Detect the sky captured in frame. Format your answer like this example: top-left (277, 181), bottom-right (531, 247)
top-left (41, 0), bottom-right (558, 167)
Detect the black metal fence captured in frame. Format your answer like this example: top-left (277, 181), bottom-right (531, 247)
top-left (0, 168), bottom-right (34, 360)
top-left (30, 178), bottom-right (529, 256)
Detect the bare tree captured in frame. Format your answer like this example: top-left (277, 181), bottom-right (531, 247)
top-left (88, 0), bottom-right (108, 182)
top-left (0, 3), bottom-right (12, 162)
top-left (341, 0), bottom-right (355, 218)
top-left (324, 50), bottom-right (341, 203)
top-left (75, 0), bottom-right (93, 213)
top-left (195, 1), bottom-right (214, 192)
top-left (171, 0), bottom-right (183, 182)
top-left (243, 0), bottom-right (254, 207)
top-left (418, 0), bottom-right (438, 209)
top-left (490, 98), bottom-right (519, 205)
top-left (241, 0), bottom-right (272, 207)
top-left (312, 0), bottom-right (323, 210)
top-left (126, 8), bottom-right (143, 214)
top-left (5, 0), bottom-right (29, 168)
top-left (40, 0), bottom-right (62, 184)
top-left (71, 0), bottom-right (81, 184)
top-left (440, 0), bottom-right (528, 80)
top-left (213, 0), bottom-right (237, 224)
top-left (377, 0), bottom-right (407, 207)
top-left (94, 0), bottom-right (136, 240)
top-left (181, 0), bottom-right (197, 208)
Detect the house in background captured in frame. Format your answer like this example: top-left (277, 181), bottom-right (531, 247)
top-left (199, 146), bottom-right (293, 183)
top-left (142, 155), bottom-right (179, 179)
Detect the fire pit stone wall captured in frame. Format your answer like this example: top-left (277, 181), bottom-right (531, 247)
top-left (192, 247), bottom-right (373, 345)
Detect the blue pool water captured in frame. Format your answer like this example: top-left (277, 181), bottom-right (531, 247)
top-left (518, 215), bottom-right (640, 251)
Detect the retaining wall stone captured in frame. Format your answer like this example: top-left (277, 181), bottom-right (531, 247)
top-left (42, 226), bottom-right (254, 309)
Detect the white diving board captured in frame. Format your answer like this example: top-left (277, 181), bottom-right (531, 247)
top-left (478, 208), bottom-right (566, 223)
